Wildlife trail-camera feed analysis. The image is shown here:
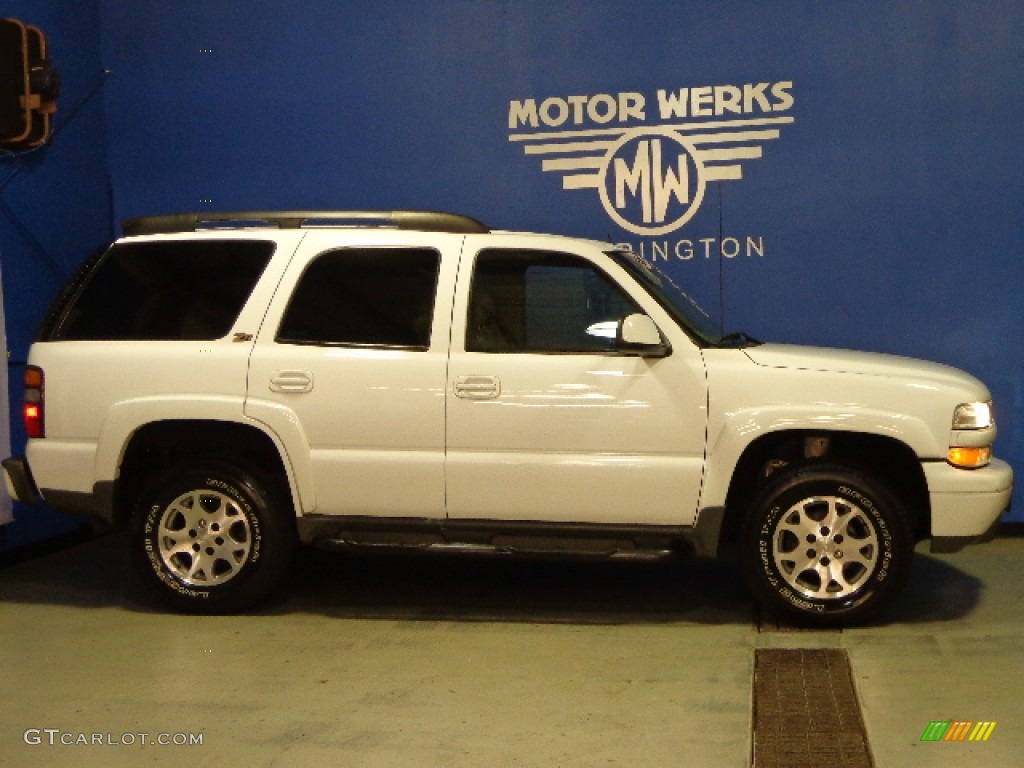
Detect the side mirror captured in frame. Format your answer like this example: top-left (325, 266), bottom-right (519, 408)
top-left (617, 314), bottom-right (670, 357)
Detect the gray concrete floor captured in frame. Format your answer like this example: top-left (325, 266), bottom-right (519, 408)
top-left (1, 533), bottom-right (1022, 767)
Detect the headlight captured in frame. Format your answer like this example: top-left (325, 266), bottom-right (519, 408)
top-left (949, 401), bottom-right (994, 468)
top-left (952, 401), bottom-right (993, 430)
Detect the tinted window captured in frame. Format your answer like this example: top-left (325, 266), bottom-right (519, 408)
top-left (276, 248), bottom-right (440, 348)
top-left (53, 240), bottom-right (274, 341)
top-left (466, 249), bottom-right (641, 353)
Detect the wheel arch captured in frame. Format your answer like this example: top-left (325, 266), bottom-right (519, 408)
top-left (112, 419), bottom-right (299, 527)
top-left (715, 429), bottom-right (931, 557)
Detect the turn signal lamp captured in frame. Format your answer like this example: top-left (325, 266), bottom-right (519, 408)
top-left (947, 446), bottom-right (991, 469)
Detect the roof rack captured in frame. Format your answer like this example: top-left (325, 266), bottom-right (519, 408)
top-left (121, 210), bottom-right (490, 237)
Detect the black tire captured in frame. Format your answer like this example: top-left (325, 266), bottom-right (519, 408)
top-left (740, 463), bottom-right (913, 626)
top-left (131, 462), bottom-right (295, 613)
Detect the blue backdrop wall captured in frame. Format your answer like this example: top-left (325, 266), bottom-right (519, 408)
top-left (1, 0), bottom-right (112, 549)
top-left (2, 1), bottom-right (1021, 547)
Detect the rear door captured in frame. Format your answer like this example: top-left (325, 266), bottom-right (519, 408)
top-left (244, 231), bottom-right (462, 518)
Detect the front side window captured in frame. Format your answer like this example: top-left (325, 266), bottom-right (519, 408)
top-left (52, 240), bottom-right (274, 341)
top-left (466, 249), bottom-right (642, 353)
top-left (276, 248), bottom-right (440, 349)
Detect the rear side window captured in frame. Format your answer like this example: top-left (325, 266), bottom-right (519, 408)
top-left (276, 248), bottom-right (440, 349)
top-left (50, 240), bottom-right (274, 341)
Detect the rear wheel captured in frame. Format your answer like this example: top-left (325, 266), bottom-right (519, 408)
top-left (741, 464), bottom-right (913, 625)
top-left (131, 463), bottom-right (294, 613)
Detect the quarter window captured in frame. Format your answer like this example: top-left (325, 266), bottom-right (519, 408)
top-left (51, 240), bottom-right (274, 341)
top-left (277, 248), bottom-right (440, 348)
top-left (466, 249), bottom-right (642, 353)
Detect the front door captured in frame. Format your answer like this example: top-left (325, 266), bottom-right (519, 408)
top-left (445, 245), bottom-right (707, 526)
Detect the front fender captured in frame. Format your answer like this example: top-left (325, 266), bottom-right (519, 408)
top-left (698, 403), bottom-right (939, 512)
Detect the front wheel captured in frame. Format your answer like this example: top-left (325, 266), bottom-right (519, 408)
top-left (131, 463), bottom-right (294, 613)
top-left (741, 464), bottom-right (913, 626)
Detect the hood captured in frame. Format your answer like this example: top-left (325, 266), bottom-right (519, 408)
top-left (743, 343), bottom-right (988, 394)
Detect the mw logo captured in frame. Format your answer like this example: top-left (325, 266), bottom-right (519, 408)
top-left (508, 85), bottom-right (795, 237)
top-left (600, 128), bottom-right (705, 236)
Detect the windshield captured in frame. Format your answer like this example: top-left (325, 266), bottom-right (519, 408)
top-left (608, 250), bottom-right (758, 347)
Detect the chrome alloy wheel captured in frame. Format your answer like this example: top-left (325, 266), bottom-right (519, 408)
top-left (771, 495), bottom-right (879, 600)
top-left (156, 490), bottom-right (253, 587)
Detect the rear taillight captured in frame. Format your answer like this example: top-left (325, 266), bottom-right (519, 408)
top-left (24, 366), bottom-right (44, 438)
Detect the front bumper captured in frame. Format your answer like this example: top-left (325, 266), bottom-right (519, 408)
top-left (924, 457), bottom-right (1014, 553)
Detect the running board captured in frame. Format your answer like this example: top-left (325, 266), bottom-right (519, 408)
top-left (297, 515), bottom-right (697, 560)
top-left (315, 537), bottom-right (676, 561)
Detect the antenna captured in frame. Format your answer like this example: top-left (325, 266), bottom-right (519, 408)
top-left (717, 185), bottom-right (725, 336)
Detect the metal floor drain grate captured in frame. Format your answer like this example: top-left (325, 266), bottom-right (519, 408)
top-left (752, 648), bottom-right (873, 768)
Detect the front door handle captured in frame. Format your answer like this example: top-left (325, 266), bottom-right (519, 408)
top-left (270, 370), bottom-right (313, 393)
top-left (453, 375), bottom-right (500, 400)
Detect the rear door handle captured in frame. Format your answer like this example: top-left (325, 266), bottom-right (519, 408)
top-left (270, 370), bottom-right (313, 393)
top-left (453, 375), bottom-right (500, 400)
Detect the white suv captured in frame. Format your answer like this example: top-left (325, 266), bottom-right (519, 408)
top-left (3, 211), bottom-right (1013, 624)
